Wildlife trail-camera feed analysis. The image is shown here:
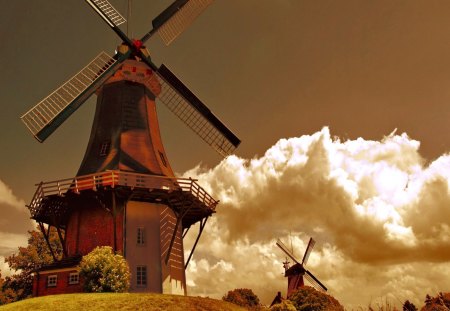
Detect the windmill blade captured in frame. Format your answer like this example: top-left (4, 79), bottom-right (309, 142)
top-left (85, 0), bottom-right (132, 45)
top-left (276, 239), bottom-right (301, 265)
top-left (150, 0), bottom-right (213, 45)
top-left (21, 52), bottom-right (120, 142)
top-left (155, 64), bottom-right (240, 157)
top-left (304, 270), bottom-right (327, 292)
top-left (302, 237), bottom-right (316, 266)
top-left (85, 0), bottom-right (126, 28)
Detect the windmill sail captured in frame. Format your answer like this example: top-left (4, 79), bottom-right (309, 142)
top-left (276, 239), bottom-right (301, 265)
top-left (21, 52), bottom-right (118, 142)
top-left (152, 0), bottom-right (213, 45)
top-left (305, 270), bottom-right (327, 292)
top-left (156, 64), bottom-right (240, 157)
top-left (85, 0), bottom-right (127, 27)
top-left (302, 237), bottom-right (316, 265)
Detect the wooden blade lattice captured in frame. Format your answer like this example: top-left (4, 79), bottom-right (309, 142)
top-left (305, 270), bottom-right (327, 292)
top-left (154, 0), bottom-right (213, 45)
top-left (276, 238), bottom-right (301, 265)
top-left (21, 52), bottom-right (117, 142)
top-left (302, 237), bottom-right (316, 266)
top-left (86, 0), bottom-right (126, 27)
top-left (156, 65), bottom-right (240, 157)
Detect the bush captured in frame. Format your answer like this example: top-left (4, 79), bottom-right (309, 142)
top-left (79, 246), bottom-right (130, 293)
top-left (222, 288), bottom-right (261, 309)
top-left (270, 300), bottom-right (297, 311)
top-left (288, 286), bottom-right (344, 311)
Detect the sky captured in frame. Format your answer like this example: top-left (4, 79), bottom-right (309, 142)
top-left (1, 0), bottom-right (450, 308)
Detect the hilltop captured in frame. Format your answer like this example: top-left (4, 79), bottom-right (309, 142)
top-left (0, 293), bottom-right (246, 311)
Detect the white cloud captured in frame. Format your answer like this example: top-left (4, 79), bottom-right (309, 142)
top-left (182, 127), bottom-right (450, 308)
top-left (0, 179), bottom-right (25, 210)
top-left (0, 256), bottom-right (13, 277)
top-left (0, 232), bottom-right (28, 278)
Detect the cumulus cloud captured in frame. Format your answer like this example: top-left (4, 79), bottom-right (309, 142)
top-left (183, 127), bottom-right (450, 307)
top-left (0, 179), bottom-right (33, 276)
top-left (0, 179), bottom-right (25, 211)
top-left (0, 256), bottom-right (13, 277)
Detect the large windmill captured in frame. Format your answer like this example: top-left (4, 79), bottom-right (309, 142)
top-left (21, 0), bottom-right (240, 296)
top-left (276, 237), bottom-right (327, 296)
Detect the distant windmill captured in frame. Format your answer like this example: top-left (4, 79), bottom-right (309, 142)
top-left (276, 237), bottom-right (327, 296)
top-left (21, 0), bottom-right (240, 297)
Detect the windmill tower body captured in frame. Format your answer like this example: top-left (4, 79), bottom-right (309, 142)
top-left (76, 60), bottom-right (173, 177)
top-left (63, 60), bottom-right (185, 294)
top-left (285, 264), bottom-right (305, 297)
top-left (22, 0), bottom-right (240, 298)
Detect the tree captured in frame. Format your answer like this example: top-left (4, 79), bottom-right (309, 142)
top-left (79, 246), bottom-right (130, 293)
top-left (421, 293), bottom-right (450, 311)
top-left (288, 286), bottom-right (344, 311)
top-left (222, 288), bottom-right (261, 310)
top-left (403, 300), bottom-right (418, 311)
top-left (0, 271), bottom-right (22, 306)
top-left (1, 225), bottom-right (62, 303)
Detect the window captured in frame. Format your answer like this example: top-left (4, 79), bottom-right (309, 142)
top-left (68, 272), bottom-right (79, 285)
top-left (47, 275), bottom-right (57, 287)
top-left (137, 227), bottom-right (145, 245)
top-left (99, 141), bottom-right (111, 157)
top-left (136, 266), bottom-right (147, 287)
top-left (159, 151), bottom-right (167, 167)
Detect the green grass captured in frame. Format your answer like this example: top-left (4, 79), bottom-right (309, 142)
top-left (0, 293), bottom-right (247, 311)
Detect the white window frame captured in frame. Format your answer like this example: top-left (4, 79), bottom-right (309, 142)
top-left (68, 272), bottom-right (80, 285)
top-left (136, 266), bottom-right (147, 287)
top-left (99, 141), bottom-right (111, 157)
top-left (137, 227), bottom-right (145, 245)
top-left (47, 274), bottom-right (58, 287)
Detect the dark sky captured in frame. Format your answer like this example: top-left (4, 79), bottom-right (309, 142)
top-left (3, 0), bottom-right (450, 200)
top-left (2, 0), bottom-right (450, 306)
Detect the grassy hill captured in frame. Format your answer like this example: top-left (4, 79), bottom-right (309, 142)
top-left (0, 293), bottom-right (247, 311)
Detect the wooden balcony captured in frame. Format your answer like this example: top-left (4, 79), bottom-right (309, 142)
top-left (28, 170), bottom-right (218, 229)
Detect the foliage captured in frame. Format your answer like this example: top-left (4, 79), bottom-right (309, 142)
top-left (270, 299), bottom-right (297, 311)
top-left (222, 288), bottom-right (261, 310)
top-left (0, 272), bottom-right (17, 305)
top-left (403, 300), bottom-right (418, 311)
top-left (0, 293), bottom-right (247, 311)
top-left (79, 246), bottom-right (130, 293)
top-left (5, 227), bottom-right (63, 273)
top-left (1, 226), bottom-right (62, 304)
top-left (420, 292), bottom-right (450, 311)
top-left (367, 303), bottom-right (400, 311)
top-left (288, 286), bottom-right (344, 311)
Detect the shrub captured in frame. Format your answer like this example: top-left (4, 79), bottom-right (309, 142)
top-left (222, 288), bottom-right (261, 309)
top-left (288, 286), bottom-right (344, 311)
top-left (270, 300), bottom-right (297, 311)
top-left (79, 246), bottom-right (130, 293)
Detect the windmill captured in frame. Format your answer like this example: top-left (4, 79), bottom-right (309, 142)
top-left (21, 0), bottom-right (240, 296)
top-left (276, 237), bottom-right (327, 296)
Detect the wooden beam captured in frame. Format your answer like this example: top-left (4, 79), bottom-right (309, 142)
top-left (184, 216), bottom-right (209, 269)
top-left (165, 203), bottom-right (194, 265)
top-left (38, 222), bottom-right (57, 262)
top-left (56, 227), bottom-right (68, 258)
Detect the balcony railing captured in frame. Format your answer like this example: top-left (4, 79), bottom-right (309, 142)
top-left (31, 170), bottom-right (218, 210)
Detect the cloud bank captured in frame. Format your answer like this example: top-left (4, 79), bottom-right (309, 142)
top-left (182, 127), bottom-right (450, 308)
top-left (0, 179), bottom-right (32, 276)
